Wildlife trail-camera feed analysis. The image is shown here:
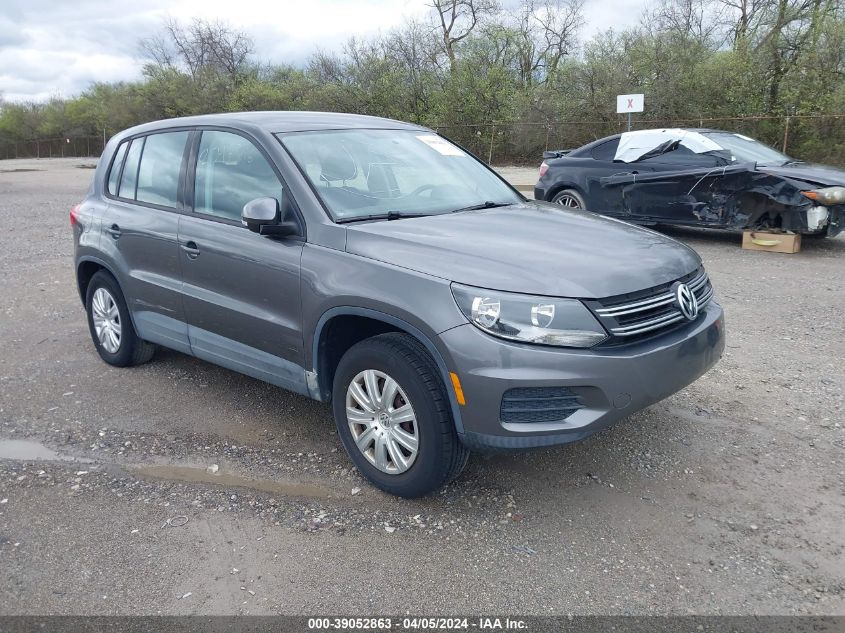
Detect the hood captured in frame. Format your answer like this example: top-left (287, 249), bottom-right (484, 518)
top-left (758, 163), bottom-right (845, 187)
top-left (344, 202), bottom-right (701, 298)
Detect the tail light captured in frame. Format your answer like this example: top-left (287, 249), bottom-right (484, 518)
top-left (539, 162), bottom-right (549, 177)
top-left (70, 204), bottom-right (81, 226)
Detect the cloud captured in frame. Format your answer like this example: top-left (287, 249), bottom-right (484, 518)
top-left (582, 0), bottom-right (647, 38)
top-left (0, 16), bottom-right (26, 50)
top-left (0, 0), bottom-right (649, 102)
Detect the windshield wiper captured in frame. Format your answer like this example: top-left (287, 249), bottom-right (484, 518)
top-left (781, 159), bottom-right (805, 166)
top-left (335, 211), bottom-right (430, 224)
top-left (451, 201), bottom-right (512, 213)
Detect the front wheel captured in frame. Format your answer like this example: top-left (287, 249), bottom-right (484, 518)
top-left (332, 333), bottom-right (469, 498)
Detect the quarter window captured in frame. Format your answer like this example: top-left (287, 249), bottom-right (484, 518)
top-left (194, 131), bottom-right (284, 222)
top-left (136, 131), bottom-right (189, 208)
top-left (591, 139), bottom-right (620, 161)
top-left (107, 141), bottom-right (129, 196)
top-left (118, 138), bottom-right (143, 199)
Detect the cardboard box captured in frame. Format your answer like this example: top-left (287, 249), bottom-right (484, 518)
top-left (742, 231), bottom-right (801, 253)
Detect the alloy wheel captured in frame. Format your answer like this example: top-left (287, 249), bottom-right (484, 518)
top-left (555, 193), bottom-right (582, 208)
top-left (345, 369), bottom-right (419, 474)
top-left (91, 287), bottom-right (122, 354)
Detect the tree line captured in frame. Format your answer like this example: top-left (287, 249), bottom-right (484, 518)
top-left (1, 0), bottom-right (844, 164)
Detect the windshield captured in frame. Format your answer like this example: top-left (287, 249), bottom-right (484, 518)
top-left (702, 132), bottom-right (791, 166)
top-left (277, 129), bottom-right (521, 221)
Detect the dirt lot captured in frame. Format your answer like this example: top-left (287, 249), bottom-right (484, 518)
top-left (0, 158), bottom-right (843, 615)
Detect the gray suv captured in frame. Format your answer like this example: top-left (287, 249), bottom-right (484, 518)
top-left (71, 112), bottom-right (725, 497)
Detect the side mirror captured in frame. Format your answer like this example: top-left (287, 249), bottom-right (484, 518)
top-left (242, 197), bottom-right (298, 237)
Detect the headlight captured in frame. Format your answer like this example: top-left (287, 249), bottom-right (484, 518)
top-left (451, 284), bottom-right (608, 348)
top-left (802, 186), bottom-right (845, 205)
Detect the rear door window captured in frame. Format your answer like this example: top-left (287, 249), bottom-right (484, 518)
top-left (136, 132), bottom-right (190, 208)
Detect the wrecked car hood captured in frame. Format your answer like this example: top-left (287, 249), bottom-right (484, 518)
top-left (344, 202), bottom-right (701, 298)
top-left (757, 163), bottom-right (845, 187)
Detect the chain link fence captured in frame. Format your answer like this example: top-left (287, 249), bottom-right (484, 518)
top-left (435, 114), bottom-right (845, 166)
top-left (2, 115), bottom-right (844, 166)
top-left (0, 136), bottom-right (106, 161)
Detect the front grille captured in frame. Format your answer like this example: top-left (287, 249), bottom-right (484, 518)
top-left (500, 387), bottom-right (584, 424)
top-left (590, 268), bottom-right (713, 344)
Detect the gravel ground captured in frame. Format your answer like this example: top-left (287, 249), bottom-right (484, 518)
top-left (0, 158), bottom-right (843, 615)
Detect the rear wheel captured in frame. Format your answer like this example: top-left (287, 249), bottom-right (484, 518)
top-left (332, 333), bottom-right (469, 498)
top-left (85, 271), bottom-right (155, 367)
top-left (551, 188), bottom-right (587, 210)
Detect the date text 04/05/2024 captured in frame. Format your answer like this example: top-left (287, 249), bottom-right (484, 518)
top-left (307, 617), bottom-right (528, 630)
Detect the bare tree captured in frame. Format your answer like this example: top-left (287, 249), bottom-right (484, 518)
top-left (531, 0), bottom-right (584, 78)
top-left (505, 0), bottom-right (584, 85)
top-left (381, 19), bottom-right (442, 116)
top-left (719, 0), bottom-right (769, 42)
top-left (709, 0), bottom-right (838, 110)
top-left (645, 0), bottom-right (727, 43)
top-left (428, 0), bottom-right (499, 71)
top-left (140, 18), bottom-right (254, 79)
top-left (755, 0), bottom-right (836, 109)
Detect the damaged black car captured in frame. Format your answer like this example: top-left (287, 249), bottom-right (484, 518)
top-left (535, 128), bottom-right (845, 237)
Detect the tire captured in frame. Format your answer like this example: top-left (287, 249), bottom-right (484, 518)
top-left (85, 270), bottom-right (155, 367)
top-left (332, 332), bottom-right (469, 498)
top-left (551, 188), bottom-right (587, 210)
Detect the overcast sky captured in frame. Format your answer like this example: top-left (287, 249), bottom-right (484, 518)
top-left (0, 0), bottom-right (648, 103)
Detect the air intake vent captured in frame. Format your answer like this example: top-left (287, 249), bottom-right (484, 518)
top-left (500, 387), bottom-right (584, 424)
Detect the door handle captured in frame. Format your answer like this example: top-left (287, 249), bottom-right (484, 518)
top-left (181, 240), bottom-right (200, 259)
top-left (106, 223), bottom-right (121, 239)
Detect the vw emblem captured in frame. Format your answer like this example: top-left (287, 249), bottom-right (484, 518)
top-left (674, 282), bottom-right (699, 321)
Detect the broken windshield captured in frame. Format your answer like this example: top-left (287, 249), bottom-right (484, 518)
top-left (614, 129), bottom-right (724, 163)
top-left (629, 139), bottom-right (682, 162)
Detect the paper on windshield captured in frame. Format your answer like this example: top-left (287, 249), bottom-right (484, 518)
top-left (416, 134), bottom-right (465, 156)
top-left (614, 128), bottom-right (723, 163)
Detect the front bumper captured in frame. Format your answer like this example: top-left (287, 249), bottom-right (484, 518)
top-left (821, 205), bottom-right (844, 237)
top-left (440, 301), bottom-right (725, 451)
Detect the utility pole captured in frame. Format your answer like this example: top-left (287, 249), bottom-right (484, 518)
top-left (782, 116), bottom-right (791, 154)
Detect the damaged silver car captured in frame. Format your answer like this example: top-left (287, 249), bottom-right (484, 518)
top-left (535, 128), bottom-right (845, 237)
